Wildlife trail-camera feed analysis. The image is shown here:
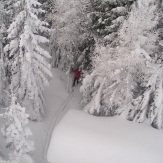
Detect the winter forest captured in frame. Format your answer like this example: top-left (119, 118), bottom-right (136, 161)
top-left (0, 0), bottom-right (163, 163)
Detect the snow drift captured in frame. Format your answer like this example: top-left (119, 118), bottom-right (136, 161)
top-left (47, 109), bottom-right (163, 163)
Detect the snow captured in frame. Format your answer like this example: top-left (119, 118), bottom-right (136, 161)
top-left (111, 7), bottom-right (126, 15)
top-left (48, 109), bottom-right (163, 163)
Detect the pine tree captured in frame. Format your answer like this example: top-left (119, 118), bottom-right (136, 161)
top-left (4, 0), bottom-right (52, 120)
top-left (0, 1), bottom-right (7, 104)
top-left (81, 0), bottom-right (163, 129)
top-left (87, 0), bottom-right (135, 45)
top-left (50, 0), bottom-right (92, 71)
top-left (0, 92), bottom-right (35, 163)
top-left (39, 0), bottom-right (56, 28)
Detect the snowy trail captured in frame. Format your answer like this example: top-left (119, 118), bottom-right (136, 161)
top-left (29, 68), bottom-right (69, 163)
top-left (29, 68), bottom-right (82, 163)
top-left (43, 91), bottom-right (73, 163)
top-left (43, 69), bottom-right (82, 163)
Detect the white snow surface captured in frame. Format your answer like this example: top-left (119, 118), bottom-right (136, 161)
top-left (48, 109), bottom-right (163, 163)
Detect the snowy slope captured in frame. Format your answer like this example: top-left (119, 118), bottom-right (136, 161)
top-left (48, 109), bottom-right (163, 163)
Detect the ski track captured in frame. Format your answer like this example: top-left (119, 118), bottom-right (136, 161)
top-left (43, 92), bottom-right (73, 163)
top-left (30, 68), bottom-right (82, 163)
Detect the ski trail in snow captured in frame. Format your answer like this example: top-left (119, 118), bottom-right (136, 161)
top-left (43, 91), bottom-right (74, 163)
top-left (30, 68), bottom-right (70, 163)
top-left (42, 68), bottom-right (78, 163)
top-left (30, 67), bottom-right (82, 163)
top-left (44, 83), bottom-right (82, 163)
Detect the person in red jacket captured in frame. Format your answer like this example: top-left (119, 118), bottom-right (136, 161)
top-left (72, 67), bottom-right (80, 87)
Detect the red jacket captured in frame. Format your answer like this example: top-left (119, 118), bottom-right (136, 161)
top-left (72, 68), bottom-right (80, 78)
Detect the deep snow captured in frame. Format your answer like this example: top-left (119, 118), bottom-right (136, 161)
top-left (47, 109), bottom-right (163, 163)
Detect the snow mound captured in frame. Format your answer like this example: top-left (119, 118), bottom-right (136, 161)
top-left (47, 109), bottom-right (163, 163)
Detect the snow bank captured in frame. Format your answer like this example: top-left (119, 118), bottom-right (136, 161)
top-left (48, 109), bottom-right (163, 163)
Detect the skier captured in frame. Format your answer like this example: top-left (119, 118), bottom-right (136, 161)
top-left (72, 67), bottom-right (80, 87)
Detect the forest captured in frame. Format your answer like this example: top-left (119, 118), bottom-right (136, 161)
top-left (0, 0), bottom-right (162, 163)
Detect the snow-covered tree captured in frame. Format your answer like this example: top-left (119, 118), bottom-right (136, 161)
top-left (39, 0), bottom-right (56, 28)
top-left (0, 1), bottom-right (7, 104)
top-left (50, 0), bottom-right (93, 72)
top-left (4, 0), bottom-right (52, 120)
top-left (0, 2), bottom-right (5, 57)
top-left (81, 0), bottom-right (163, 129)
top-left (118, 0), bottom-right (162, 129)
top-left (87, 0), bottom-right (135, 45)
top-left (0, 92), bottom-right (35, 163)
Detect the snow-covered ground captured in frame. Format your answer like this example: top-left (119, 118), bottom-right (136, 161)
top-left (47, 109), bottom-right (163, 163)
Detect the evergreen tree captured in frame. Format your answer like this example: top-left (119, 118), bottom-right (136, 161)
top-left (81, 0), bottom-right (163, 129)
top-left (87, 0), bottom-right (135, 45)
top-left (50, 0), bottom-right (93, 72)
top-left (0, 1), bottom-right (7, 104)
top-left (39, 0), bottom-right (56, 28)
top-left (4, 0), bottom-right (52, 120)
top-left (0, 92), bottom-right (35, 163)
